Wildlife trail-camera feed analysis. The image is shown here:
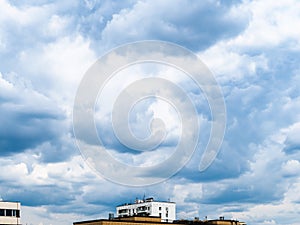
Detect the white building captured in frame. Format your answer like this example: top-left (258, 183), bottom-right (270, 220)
top-left (0, 201), bottom-right (21, 225)
top-left (116, 198), bottom-right (175, 223)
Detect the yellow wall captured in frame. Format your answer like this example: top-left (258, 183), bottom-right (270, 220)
top-left (114, 217), bottom-right (161, 222)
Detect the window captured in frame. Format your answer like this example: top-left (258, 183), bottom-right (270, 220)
top-left (0, 209), bottom-right (20, 217)
top-left (16, 210), bottom-right (20, 218)
top-left (159, 207), bottom-right (161, 210)
top-left (159, 213), bottom-right (162, 218)
top-left (6, 209), bottom-right (12, 216)
top-left (166, 213), bottom-right (168, 217)
top-left (118, 209), bottom-right (127, 214)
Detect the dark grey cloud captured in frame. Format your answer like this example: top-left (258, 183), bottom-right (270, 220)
top-left (201, 184), bottom-right (282, 204)
top-left (284, 145), bottom-right (300, 155)
top-left (33, 136), bottom-right (76, 163)
top-left (0, 73), bottom-right (67, 157)
top-left (2, 184), bottom-right (76, 206)
top-left (0, 109), bottom-right (62, 155)
top-left (283, 123), bottom-right (300, 155)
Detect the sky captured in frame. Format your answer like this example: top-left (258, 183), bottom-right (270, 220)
top-left (0, 0), bottom-right (300, 225)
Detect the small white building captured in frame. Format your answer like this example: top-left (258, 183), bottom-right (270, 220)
top-left (116, 198), bottom-right (175, 223)
top-left (0, 201), bottom-right (21, 225)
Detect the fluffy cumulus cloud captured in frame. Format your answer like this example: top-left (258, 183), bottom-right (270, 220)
top-left (100, 0), bottom-right (248, 51)
top-left (1, 0), bottom-right (300, 225)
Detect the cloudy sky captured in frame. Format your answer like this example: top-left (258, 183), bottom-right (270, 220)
top-left (1, 0), bottom-right (300, 225)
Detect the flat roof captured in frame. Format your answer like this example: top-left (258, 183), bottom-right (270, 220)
top-left (117, 201), bottom-right (175, 207)
top-left (74, 217), bottom-right (245, 225)
top-left (74, 219), bottom-right (173, 225)
top-left (0, 201), bottom-right (21, 203)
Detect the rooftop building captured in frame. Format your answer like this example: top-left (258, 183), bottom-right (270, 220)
top-left (116, 198), bottom-right (175, 222)
top-left (0, 201), bottom-right (21, 225)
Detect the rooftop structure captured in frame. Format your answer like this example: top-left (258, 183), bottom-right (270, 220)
top-left (175, 218), bottom-right (246, 225)
top-left (74, 198), bottom-right (246, 225)
top-left (74, 216), bottom-right (246, 225)
top-left (0, 201), bottom-right (21, 225)
top-left (116, 198), bottom-right (175, 222)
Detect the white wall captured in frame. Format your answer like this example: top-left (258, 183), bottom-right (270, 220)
top-left (116, 201), bottom-right (176, 222)
top-left (0, 201), bottom-right (21, 225)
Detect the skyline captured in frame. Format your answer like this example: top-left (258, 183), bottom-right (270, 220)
top-left (0, 0), bottom-right (300, 225)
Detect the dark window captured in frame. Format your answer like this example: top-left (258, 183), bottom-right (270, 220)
top-left (118, 209), bottom-right (127, 214)
top-left (0, 209), bottom-right (4, 216)
top-left (159, 213), bottom-right (162, 217)
top-left (159, 207), bottom-right (162, 210)
top-left (16, 210), bottom-right (20, 218)
top-left (6, 209), bottom-right (13, 216)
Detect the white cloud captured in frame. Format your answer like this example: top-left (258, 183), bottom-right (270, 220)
top-left (44, 14), bottom-right (71, 38)
top-left (198, 121), bottom-right (300, 224)
top-left (200, 0), bottom-right (300, 83)
top-left (172, 183), bottom-right (203, 219)
top-left (282, 160), bottom-right (300, 177)
top-left (100, 0), bottom-right (248, 51)
top-left (232, 0), bottom-right (300, 50)
top-left (200, 44), bottom-right (269, 82)
top-left (18, 35), bottom-right (96, 103)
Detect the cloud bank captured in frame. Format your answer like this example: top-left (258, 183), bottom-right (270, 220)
top-left (0, 0), bottom-right (300, 225)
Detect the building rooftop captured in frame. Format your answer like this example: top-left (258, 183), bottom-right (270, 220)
top-left (74, 216), bottom-right (246, 225)
top-left (74, 216), bottom-right (169, 225)
top-left (117, 198), bottom-right (175, 207)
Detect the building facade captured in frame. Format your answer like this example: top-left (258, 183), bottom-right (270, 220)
top-left (0, 201), bottom-right (21, 225)
top-left (116, 198), bottom-right (176, 222)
